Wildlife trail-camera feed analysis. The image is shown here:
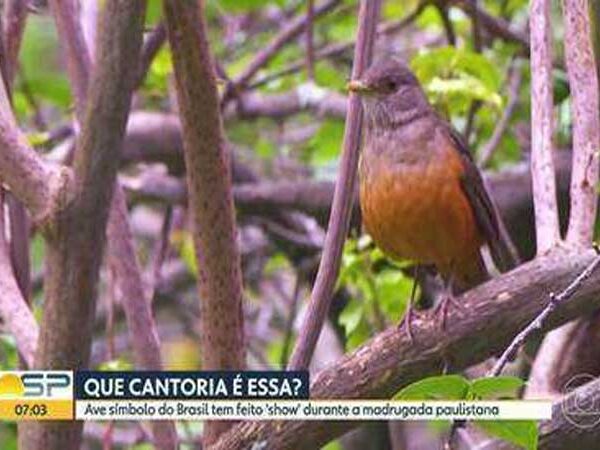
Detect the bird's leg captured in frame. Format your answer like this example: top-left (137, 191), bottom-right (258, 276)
top-left (399, 265), bottom-right (422, 341)
top-left (434, 274), bottom-right (466, 330)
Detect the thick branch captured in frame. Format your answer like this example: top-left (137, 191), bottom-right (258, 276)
top-left (19, 2), bottom-right (146, 450)
top-left (0, 75), bottom-right (64, 222)
top-left (529, 0), bottom-right (560, 253)
top-left (165, 0), bottom-right (246, 445)
top-left (538, 377), bottom-right (600, 449)
top-left (41, 3), bottom-right (178, 450)
top-left (213, 249), bottom-right (600, 449)
top-left (563, 0), bottom-right (600, 246)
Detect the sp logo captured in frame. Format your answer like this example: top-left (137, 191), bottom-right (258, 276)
top-left (0, 371), bottom-right (72, 399)
top-left (21, 373), bottom-right (71, 397)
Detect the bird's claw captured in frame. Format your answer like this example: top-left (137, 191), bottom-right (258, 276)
top-left (433, 294), bottom-right (465, 330)
top-left (398, 302), bottom-right (423, 342)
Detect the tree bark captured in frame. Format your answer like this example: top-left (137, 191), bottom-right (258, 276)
top-left (164, 0), bottom-right (246, 445)
top-left (18, 2), bottom-right (146, 449)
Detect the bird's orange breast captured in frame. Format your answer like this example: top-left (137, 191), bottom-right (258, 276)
top-left (359, 140), bottom-right (484, 284)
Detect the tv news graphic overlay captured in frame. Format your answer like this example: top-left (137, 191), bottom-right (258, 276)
top-left (75, 370), bottom-right (310, 419)
top-left (74, 370), bottom-right (552, 422)
top-left (75, 370), bottom-right (309, 400)
top-left (0, 371), bottom-right (73, 420)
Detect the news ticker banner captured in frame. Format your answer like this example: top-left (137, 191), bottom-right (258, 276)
top-left (0, 370), bottom-right (552, 422)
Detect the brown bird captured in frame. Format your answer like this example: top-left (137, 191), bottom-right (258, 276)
top-left (347, 59), bottom-right (516, 330)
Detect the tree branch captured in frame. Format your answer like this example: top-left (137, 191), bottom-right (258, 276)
top-left (165, 0), bottom-right (246, 445)
top-left (0, 74), bottom-right (65, 222)
top-left (478, 59), bottom-right (522, 168)
top-left (48, 0), bottom-right (93, 121)
top-left (563, 0), bottom-right (600, 247)
top-left (288, 0), bottom-right (380, 370)
top-left (213, 248), bottom-right (600, 449)
top-left (1, 0), bottom-right (28, 90)
top-left (230, 0), bottom-right (341, 91)
top-left (490, 246), bottom-right (600, 376)
top-left (19, 2), bottom-right (146, 450)
top-left (529, 0), bottom-right (560, 254)
top-left (538, 376), bottom-right (600, 449)
top-left (106, 189), bottom-right (178, 449)
top-left (0, 192), bottom-right (37, 367)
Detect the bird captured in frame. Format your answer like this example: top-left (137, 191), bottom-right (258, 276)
top-left (347, 58), bottom-right (516, 333)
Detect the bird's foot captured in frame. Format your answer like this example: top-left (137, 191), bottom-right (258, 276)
top-left (433, 294), bottom-right (466, 330)
top-left (398, 301), bottom-right (423, 342)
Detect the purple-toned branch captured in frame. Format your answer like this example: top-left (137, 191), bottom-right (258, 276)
top-left (0, 193), bottom-right (37, 367)
top-left (249, 5), bottom-right (426, 90)
top-left (478, 60), bottom-right (522, 168)
top-left (106, 189), bottom-right (178, 449)
top-left (529, 0), bottom-right (560, 254)
top-left (0, 76), bottom-right (64, 222)
top-left (19, 2), bottom-right (146, 449)
top-left (1, 0), bottom-right (28, 90)
top-left (232, 0), bottom-right (340, 90)
top-left (48, 0), bottom-right (92, 121)
top-left (135, 22), bottom-right (167, 88)
top-left (165, 0), bottom-right (246, 445)
top-left (43, 3), bottom-right (178, 449)
top-left (305, 0), bottom-right (315, 80)
top-left (288, 0), bottom-right (381, 370)
top-left (489, 246), bottom-right (600, 376)
top-left (562, 0), bottom-right (600, 247)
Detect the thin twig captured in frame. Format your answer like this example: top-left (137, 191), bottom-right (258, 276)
top-left (305, 0), bottom-right (315, 80)
top-left (478, 59), bottom-right (522, 167)
top-left (288, 0), bottom-right (381, 370)
top-left (1, 0), bottom-right (28, 91)
top-left (48, 0), bottom-right (93, 121)
top-left (489, 246), bottom-right (600, 377)
top-left (135, 21), bottom-right (167, 89)
top-left (280, 273), bottom-right (303, 368)
top-left (229, 0), bottom-right (340, 93)
top-left (248, 4), bottom-right (426, 90)
top-left (436, 1), bottom-right (456, 46)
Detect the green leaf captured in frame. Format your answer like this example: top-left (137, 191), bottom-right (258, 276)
top-left (395, 375), bottom-right (470, 400)
top-left (338, 298), bottom-right (364, 337)
top-left (427, 76), bottom-right (503, 109)
top-left (475, 420), bottom-right (538, 450)
top-left (171, 231), bottom-right (197, 275)
top-left (375, 270), bottom-right (412, 322)
top-left (470, 376), bottom-right (524, 400)
top-left (308, 119), bottom-right (344, 165)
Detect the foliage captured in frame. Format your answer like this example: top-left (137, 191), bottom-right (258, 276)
top-left (338, 237), bottom-right (414, 350)
top-left (396, 375), bottom-right (536, 449)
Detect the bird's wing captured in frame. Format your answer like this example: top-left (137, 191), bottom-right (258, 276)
top-left (444, 123), bottom-right (519, 272)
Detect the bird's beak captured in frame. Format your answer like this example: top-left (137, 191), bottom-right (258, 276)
top-left (346, 79), bottom-right (372, 94)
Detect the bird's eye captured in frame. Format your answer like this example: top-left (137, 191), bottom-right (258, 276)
top-left (384, 78), bottom-right (397, 91)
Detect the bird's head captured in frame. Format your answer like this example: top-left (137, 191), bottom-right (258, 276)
top-left (347, 59), bottom-right (430, 129)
